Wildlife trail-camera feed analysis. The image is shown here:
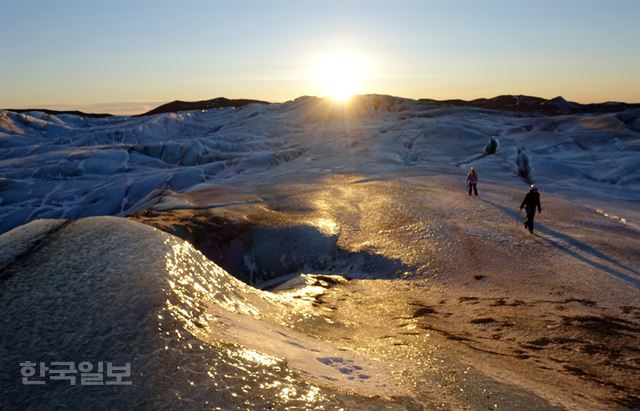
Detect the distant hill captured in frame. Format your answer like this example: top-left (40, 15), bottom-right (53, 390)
top-left (5, 108), bottom-right (113, 118)
top-left (5, 95), bottom-right (638, 118)
top-left (138, 97), bottom-right (270, 116)
top-left (418, 95), bottom-right (640, 115)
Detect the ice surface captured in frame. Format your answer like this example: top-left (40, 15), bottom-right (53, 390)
top-left (1, 96), bottom-right (638, 234)
top-left (1, 96), bottom-right (639, 408)
top-left (0, 217), bottom-right (405, 408)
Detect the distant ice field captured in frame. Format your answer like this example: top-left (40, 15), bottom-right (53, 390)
top-left (1, 95), bottom-right (638, 234)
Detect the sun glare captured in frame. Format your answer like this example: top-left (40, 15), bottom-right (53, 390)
top-left (315, 54), bottom-right (366, 102)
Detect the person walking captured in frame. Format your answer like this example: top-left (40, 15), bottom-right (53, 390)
top-left (466, 167), bottom-right (478, 196)
top-left (520, 184), bottom-right (542, 234)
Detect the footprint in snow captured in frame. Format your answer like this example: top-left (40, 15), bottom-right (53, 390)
top-left (317, 357), bottom-right (370, 380)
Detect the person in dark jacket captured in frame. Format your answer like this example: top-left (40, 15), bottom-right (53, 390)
top-left (466, 167), bottom-right (478, 196)
top-left (520, 184), bottom-right (542, 233)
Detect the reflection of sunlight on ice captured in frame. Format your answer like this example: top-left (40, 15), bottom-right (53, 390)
top-left (163, 238), bottom-right (262, 319)
top-left (276, 274), bottom-right (347, 306)
top-left (279, 386), bottom-right (295, 401)
top-left (314, 217), bottom-right (339, 235)
top-left (277, 385), bottom-right (323, 403)
top-left (596, 208), bottom-right (625, 224)
top-left (160, 235), bottom-right (330, 337)
top-left (305, 386), bottom-right (320, 402)
top-left (237, 348), bottom-right (278, 366)
top-left (155, 235), bottom-right (335, 407)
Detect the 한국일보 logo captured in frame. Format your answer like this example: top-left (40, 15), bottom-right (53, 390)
top-left (20, 361), bottom-right (132, 385)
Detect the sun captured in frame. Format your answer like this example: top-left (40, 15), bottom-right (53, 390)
top-left (314, 54), bottom-right (366, 102)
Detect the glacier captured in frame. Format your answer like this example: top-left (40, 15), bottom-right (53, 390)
top-left (1, 95), bottom-right (638, 235)
top-left (1, 95), bottom-right (639, 409)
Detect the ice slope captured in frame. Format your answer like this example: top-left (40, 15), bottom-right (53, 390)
top-left (0, 217), bottom-right (412, 409)
top-left (1, 95), bottom-right (639, 234)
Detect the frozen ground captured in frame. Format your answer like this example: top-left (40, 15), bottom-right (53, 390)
top-left (1, 95), bottom-right (639, 409)
top-left (1, 95), bottom-right (638, 234)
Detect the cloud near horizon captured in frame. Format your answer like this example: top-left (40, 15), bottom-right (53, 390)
top-left (5, 101), bottom-right (165, 116)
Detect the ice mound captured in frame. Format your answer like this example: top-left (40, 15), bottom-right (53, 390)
top-left (0, 217), bottom-right (407, 408)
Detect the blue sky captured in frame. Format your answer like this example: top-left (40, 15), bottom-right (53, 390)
top-left (1, 0), bottom-right (638, 113)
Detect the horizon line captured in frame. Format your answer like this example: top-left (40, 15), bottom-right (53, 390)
top-left (4, 93), bottom-right (639, 117)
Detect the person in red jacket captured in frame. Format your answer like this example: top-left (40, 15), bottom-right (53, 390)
top-left (466, 167), bottom-right (478, 196)
top-left (520, 184), bottom-right (542, 233)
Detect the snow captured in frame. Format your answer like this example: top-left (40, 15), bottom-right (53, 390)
top-left (1, 96), bottom-right (638, 235)
top-left (1, 95), bottom-right (639, 408)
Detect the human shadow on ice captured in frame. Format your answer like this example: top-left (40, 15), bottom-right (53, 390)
top-left (483, 200), bottom-right (640, 289)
